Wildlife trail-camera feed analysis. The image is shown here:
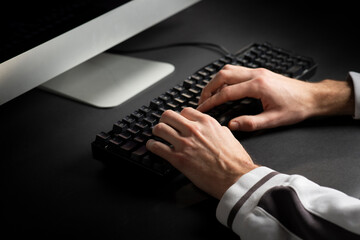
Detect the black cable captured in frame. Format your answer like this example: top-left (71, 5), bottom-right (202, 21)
top-left (107, 42), bottom-right (231, 56)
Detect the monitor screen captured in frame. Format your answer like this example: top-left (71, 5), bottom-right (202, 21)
top-left (1, 0), bottom-right (131, 64)
top-left (0, 0), bottom-right (201, 107)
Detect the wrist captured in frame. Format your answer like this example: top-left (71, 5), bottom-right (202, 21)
top-left (309, 79), bottom-right (354, 117)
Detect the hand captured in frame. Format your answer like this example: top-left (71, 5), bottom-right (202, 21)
top-left (197, 65), bottom-right (354, 131)
top-left (146, 108), bottom-right (258, 199)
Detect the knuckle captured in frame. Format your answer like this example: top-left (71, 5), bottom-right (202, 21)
top-left (254, 67), bottom-right (269, 76)
top-left (187, 123), bottom-right (202, 135)
top-left (199, 114), bottom-right (217, 126)
top-left (216, 68), bottom-right (231, 80)
top-left (252, 75), bottom-right (268, 88)
top-left (201, 113), bottom-right (213, 122)
top-left (203, 118), bottom-right (216, 127)
top-left (221, 64), bottom-right (234, 71)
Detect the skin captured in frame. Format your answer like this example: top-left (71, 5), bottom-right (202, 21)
top-left (146, 65), bottom-right (355, 200)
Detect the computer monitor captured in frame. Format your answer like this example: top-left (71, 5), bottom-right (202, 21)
top-left (0, 0), bottom-right (200, 108)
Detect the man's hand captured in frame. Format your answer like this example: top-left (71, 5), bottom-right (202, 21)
top-left (197, 65), bottom-right (354, 131)
top-left (146, 108), bottom-right (258, 199)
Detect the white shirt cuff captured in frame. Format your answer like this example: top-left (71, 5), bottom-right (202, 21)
top-left (216, 166), bottom-right (283, 228)
top-left (348, 71), bottom-right (360, 119)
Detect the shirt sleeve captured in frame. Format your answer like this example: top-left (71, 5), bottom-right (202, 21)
top-left (348, 71), bottom-right (360, 119)
top-left (216, 166), bottom-right (360, 240)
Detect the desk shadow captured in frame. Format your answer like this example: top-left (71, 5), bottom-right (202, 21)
top-left (96, 163), bottom-right (212, 206)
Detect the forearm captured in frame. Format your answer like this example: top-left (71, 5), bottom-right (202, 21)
top-left (309, 78), bottom-right (355, 117)
top-left (217, 167), bottom-right (360, 239)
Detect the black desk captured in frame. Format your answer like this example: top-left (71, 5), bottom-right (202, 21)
top-left (1, 1), bottom-right (360, 239)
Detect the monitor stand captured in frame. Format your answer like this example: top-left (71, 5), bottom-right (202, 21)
top-left (40, 53), bottom-right (175, 108)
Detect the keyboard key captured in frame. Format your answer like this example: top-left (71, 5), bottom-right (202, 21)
top-left (150, 98), bottom-right (164, 110)
top-left (188, 87), bottom-right (201, 95)
top-left (135, 121), bottom-right (149, 130)
top-left (123, 116), bottom-right (136, 126)
top-left (96, 132), bottom-right (110, 143)
top-left (151, 111), bottom-right (162, 120)
top-left (174, 96), bottom-right (187, 104)
top-left (166, 89), bottom-right (179, 98)
top-left (286, 65), bottom-right (303, 77)
top-left (173, 84), bottom-right (185, 93)
top-left (197, 70), bottom-right (209, 78)
top-left (204, 66), bottom-right (216, 73)
top-left (190, 74), bottom-right (202, 82)
top-left (120, 141), bottom-right (138, 156)
top-left (134, 135), bottom-right (147, 144)
top-left (188, 101), bottom-right (198, 108)
top-left (127, 127), bottom-right (140, 136)
top-left (131, 145), bottom-right (148, 161)
top-left (144, 116), bottom-right (157, 126)
top-left (183, 79), bottom-right (196, 89)
top-left (142, 130), bottom-right (153, 138)
top-left (131, 111), bottom-right (144, 121)
top-left (108, 138), bottom-right (124, 152)
top-left (139, 105), bottom-right (151, 116)
top-left (113, 121), bottom-right (128, 133)
top-left (219, 56), bottom-right (232, 64)
top-left (118, 131), bottom-right (132, 141)
top-left (159, 94), bottom-right (172, 102)
top-left (212, 61), bottom-right (225, 69)
top-left (166, 101), bottom-right (180, 110)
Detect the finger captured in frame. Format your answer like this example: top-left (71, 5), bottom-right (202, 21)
top-left (160, 110), bottom-right (192, 134)
top-left (180, 107), bottom-right (206, 121)
top-left (197, 80), bottom-right (258, 113)
top-left (198, 65), bottom-right (254, 105)
top-left (152, 122), bottom-right (181, 146)
top-left (228, 110), bottom-right (283, 131)
top-left (146, 139), bottom-right (174, 162)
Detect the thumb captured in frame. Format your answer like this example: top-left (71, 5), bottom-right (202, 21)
top-left (228, 111), bottom-right (282, 131)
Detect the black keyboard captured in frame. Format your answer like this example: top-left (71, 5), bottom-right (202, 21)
top-left (91, 42), bottom-right (317, 178)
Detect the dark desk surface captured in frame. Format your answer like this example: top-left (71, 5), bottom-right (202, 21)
top-left (1, 1), bottom-right (360, 239)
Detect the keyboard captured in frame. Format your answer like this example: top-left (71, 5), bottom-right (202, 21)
top-left (91, 42), bottom-right (317, 179)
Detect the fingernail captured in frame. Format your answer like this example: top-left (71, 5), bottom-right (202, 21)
top-left (146, 139), bottom-right (154, 148)
top-left (229, 121), bottom-right (239, 129)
